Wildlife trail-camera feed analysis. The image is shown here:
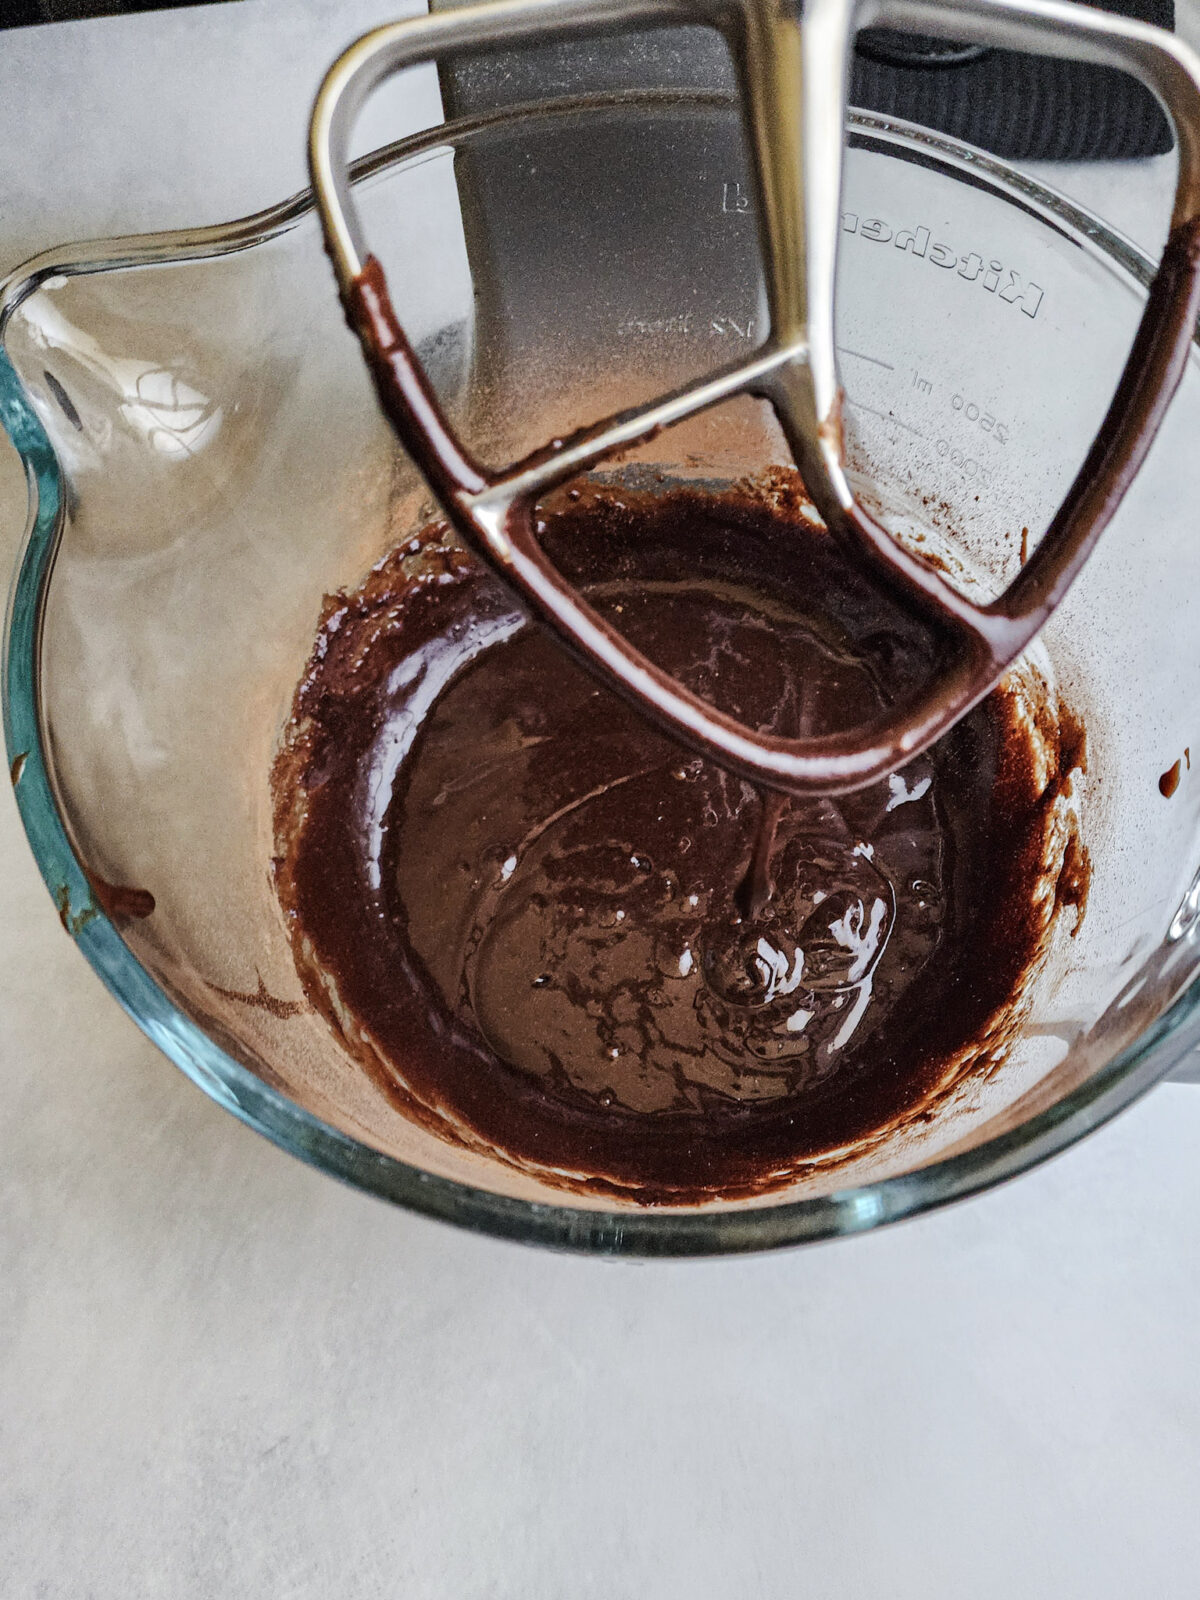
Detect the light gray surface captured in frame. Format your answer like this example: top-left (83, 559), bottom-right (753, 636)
top-left (1, 3), bottom-right (1199, 1595)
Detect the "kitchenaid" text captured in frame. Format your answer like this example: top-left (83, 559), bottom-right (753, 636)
top-left (841, 214), bottom-right (1044, 319)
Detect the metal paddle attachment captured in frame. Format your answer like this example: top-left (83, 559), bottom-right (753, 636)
top-left (310, 0), bottom-right (1200, 794)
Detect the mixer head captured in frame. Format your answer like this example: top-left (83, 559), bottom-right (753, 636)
top-left (310, 0), bottom-right (1200, 795)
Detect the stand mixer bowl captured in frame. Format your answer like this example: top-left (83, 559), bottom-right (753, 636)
top-left (4, 95), bottom-right (1200, 1253)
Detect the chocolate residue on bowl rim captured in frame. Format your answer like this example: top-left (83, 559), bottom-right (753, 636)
top-left (86, 873), bottom-right (156, 921)
top-left (1159, 749), bottom-right (1191, 798)
top-left (207, 972), bottom-right (307, 1021)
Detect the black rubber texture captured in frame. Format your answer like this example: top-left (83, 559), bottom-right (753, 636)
top-left (438, 0), bottom-right (1176, 162)
top-left (852, 0), bottom-right (1175, 159)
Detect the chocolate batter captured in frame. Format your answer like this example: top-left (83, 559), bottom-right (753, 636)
top-left (273, 480), bottom-right (1086, 1204)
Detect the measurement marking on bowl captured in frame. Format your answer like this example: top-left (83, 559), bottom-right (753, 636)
top-left (846, 397), bottom-right (923, 438)
top-left (836, 345), bottom-right (894, 372)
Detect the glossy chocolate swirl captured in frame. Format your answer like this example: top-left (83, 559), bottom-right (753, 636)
top-left (272, 482), bottom-right (1086, 1202)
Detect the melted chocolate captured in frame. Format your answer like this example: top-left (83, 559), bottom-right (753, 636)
top-left (1160, 759), bottom-right (1182, 799)
top-left (273, 483), bottom-right (1087, 1203)
top-left (86, 874), bottom-right (156, 921)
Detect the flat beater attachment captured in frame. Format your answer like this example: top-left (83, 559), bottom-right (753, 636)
top-left (311, 0), bottom-right (1200, 793)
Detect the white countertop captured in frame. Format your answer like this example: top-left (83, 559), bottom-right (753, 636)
top-left (2, 4), bottom-right (1199, 1595)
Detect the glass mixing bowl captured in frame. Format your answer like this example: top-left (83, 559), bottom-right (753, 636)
top-left (4, 94), bottom-right (1200, 1254)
